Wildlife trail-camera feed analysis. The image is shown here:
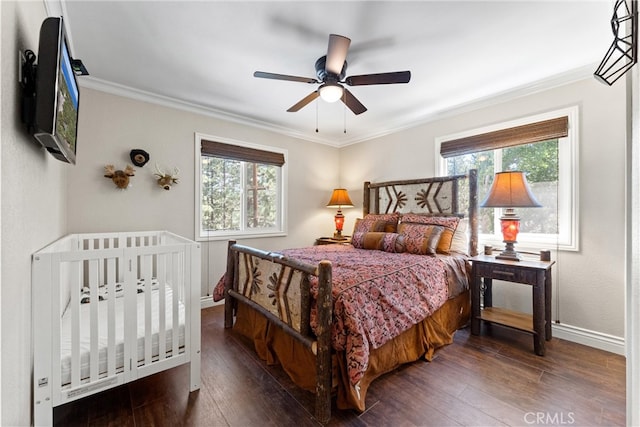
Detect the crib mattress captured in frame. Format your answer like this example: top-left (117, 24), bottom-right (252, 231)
top-left (60, 284), bottom-right (185, 387)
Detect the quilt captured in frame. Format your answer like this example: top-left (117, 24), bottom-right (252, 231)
top-left (215, 244), bottom-right (468, 386)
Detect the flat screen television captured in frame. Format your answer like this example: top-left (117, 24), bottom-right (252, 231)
top-left (33, 17), bottom-right (80, 164)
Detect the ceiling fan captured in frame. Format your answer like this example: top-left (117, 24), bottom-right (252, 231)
top-left (254, 34), bottom-right (411, 115)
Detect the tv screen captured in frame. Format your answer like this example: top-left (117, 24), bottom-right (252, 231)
top-left (33, 17), bottom-right (79, 164)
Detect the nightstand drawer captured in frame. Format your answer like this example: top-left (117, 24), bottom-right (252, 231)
top-left (475, 263), bottom-right (538, 284)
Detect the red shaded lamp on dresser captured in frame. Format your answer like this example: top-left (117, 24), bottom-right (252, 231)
top-left (326, 188), bottom-right (354, 240)
top-left (480, 171), bottom-right (542, 261)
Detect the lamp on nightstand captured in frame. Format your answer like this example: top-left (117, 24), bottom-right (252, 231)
top-left (326, 188), bottom-right (354, 240)
top-left (480, 171), bottom-right (542, 261)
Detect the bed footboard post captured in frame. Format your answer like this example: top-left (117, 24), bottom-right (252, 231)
top-left (363, 181), bottom-right (371, 215)
top-left (224, 240), bottom-right (237, 328)
top-left (315, 260), bottom-right (332, 424)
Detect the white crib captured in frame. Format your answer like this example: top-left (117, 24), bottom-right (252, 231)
top-left (31, 231), bottom-right (201, 426)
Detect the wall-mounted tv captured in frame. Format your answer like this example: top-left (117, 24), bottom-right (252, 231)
top-left (33, 17), bottom-right (80, 164)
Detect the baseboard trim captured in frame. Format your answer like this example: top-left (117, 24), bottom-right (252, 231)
top-left (201, 296), bottom-right (223, 309)
top-left (552, 322), bottom-right (625, 356)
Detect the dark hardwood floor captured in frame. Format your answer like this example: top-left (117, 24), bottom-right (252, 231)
top-left (54, 305), bottom-right (626, 426)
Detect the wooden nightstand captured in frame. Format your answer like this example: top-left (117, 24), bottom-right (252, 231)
top-left (315, 236), bottom-right (351, 245)
top-left (469, 254), bottom-right (555, 356)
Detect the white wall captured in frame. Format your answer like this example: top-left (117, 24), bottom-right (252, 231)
top-left (66, 88), bottom-right (341, 297)
top-left (342, 77), bottom-right (627, 342)
top-left (74, 76), bottom-right (627, 346)
top-left (1, 1), bottom-right (70, 425)
top-left (0, 7), bottom-right (627, 423)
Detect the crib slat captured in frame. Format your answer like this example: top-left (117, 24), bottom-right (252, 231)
top-left (89, 259), bottom-right (100, 382)
top-left (71, 260), bottom-right (81, 387)
top-left (158, 253), bottom-right (167, 361)
top-left (171, 251), bottom-right (181, 355)
top-left (107, 258), bottom-right (117, 377)
top-left (143, 254), bottom-right (153, 365)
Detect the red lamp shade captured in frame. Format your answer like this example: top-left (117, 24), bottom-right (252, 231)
top-left (327, 189), bottom-right (354, 240)
top-left (480, 171), bottom-right (541, 261)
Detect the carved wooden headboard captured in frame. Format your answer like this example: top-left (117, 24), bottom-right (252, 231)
top-left (363, 169), bottom-right (478, 256)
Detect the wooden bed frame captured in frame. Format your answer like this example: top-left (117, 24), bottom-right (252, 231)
top-left (223, 170), bottom-right (478, 423)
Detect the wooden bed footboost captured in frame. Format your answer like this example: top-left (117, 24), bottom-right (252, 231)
top-left (219, 171), bottom-right (478, 423)
top-left (32, 231), bottom-right (201, 426)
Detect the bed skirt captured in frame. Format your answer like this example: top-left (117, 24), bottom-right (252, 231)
top-left (231, 290), bottom-right (470, 412)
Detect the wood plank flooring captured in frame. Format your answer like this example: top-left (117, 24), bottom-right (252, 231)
top-left (53, 305), bottom-right (626, 426)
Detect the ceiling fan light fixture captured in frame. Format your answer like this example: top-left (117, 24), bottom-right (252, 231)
top-left (319, 83), bottom-right (344, 103)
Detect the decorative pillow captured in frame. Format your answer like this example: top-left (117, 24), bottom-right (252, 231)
top-left (352, 231), bottom-right (405, 253)
top-left (353, 212), bottom-right (400, 234)
top-left (400, 214), bottom-right (460, 254)
top-left (450, 218), bottom-right (469, 255)
top-left (397, 223), bottom-right (444, 255)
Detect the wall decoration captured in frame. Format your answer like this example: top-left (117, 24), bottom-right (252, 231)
top-left (130, 149), bottom-right (150, 167)
top-left (154, 164), bottom-right (179, 190)
top-left (104, 164), bottom-right (135, 189)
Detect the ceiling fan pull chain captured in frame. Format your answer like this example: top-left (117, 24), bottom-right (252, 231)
top-left (343, 101), bottom-right (347, 134)
top-left (315, 98), bottom-right (319, 133)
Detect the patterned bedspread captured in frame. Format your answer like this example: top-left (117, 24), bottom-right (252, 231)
top-left (215, 244), bottom-right (469, 386)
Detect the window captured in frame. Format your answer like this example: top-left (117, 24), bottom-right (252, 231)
top-left (195, 134), bottom-right (287, 240)
top-left (435, 107), bottom-right (578, 250)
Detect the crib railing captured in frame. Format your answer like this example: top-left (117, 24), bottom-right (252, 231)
top-left (32, 231), bottom-right (201, 426)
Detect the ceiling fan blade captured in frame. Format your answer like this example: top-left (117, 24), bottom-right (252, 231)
top-left (254, 71), bottom-right (317, 84)
top-left (287, 91), bottom-right (320, 112)
top-left (345, 71), bottom-right (411, 86)
top-left (341, 89), bottom-right (367, 115)
top-left (325, 34), bottom-right (351, 75)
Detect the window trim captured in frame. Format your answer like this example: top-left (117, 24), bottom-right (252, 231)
top-left (194, 132), bottom-right (288, 242)
top-left (434, 106), bottom-right (579, 251)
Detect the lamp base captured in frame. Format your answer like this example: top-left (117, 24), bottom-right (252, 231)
top-left (332, 232), bottom-right (348, 240)
top-left (495, 241), bottom-right (521, 261)
top-left (495, 251), bottom-right (522, 261)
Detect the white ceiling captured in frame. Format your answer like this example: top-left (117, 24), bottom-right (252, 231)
top-left (55, 1), bottom-right (614, 147)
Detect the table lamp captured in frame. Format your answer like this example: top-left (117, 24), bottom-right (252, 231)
top-left (326, 188), bottom-right (354, 240)
top-left (480, 171), bottom-right (542, 261)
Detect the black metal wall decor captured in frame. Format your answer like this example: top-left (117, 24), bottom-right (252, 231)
top-left (594, 0), bottom-right (638, 85)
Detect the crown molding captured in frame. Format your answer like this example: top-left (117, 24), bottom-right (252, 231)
top-left (78, 76), bottom-right (343, 147)
top-left (79, 63), bottom-right (597, 149)
top-left (339, 63), bottom-right (599, 147)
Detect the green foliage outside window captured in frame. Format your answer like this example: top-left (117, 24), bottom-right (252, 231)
top-left (201, 157), bottom-right (279, 232)
top-left (245, 163), bottom-right (278, 229)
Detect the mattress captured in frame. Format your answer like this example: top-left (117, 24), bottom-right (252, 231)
top-left (60, 284), bottom-right (185, 387)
